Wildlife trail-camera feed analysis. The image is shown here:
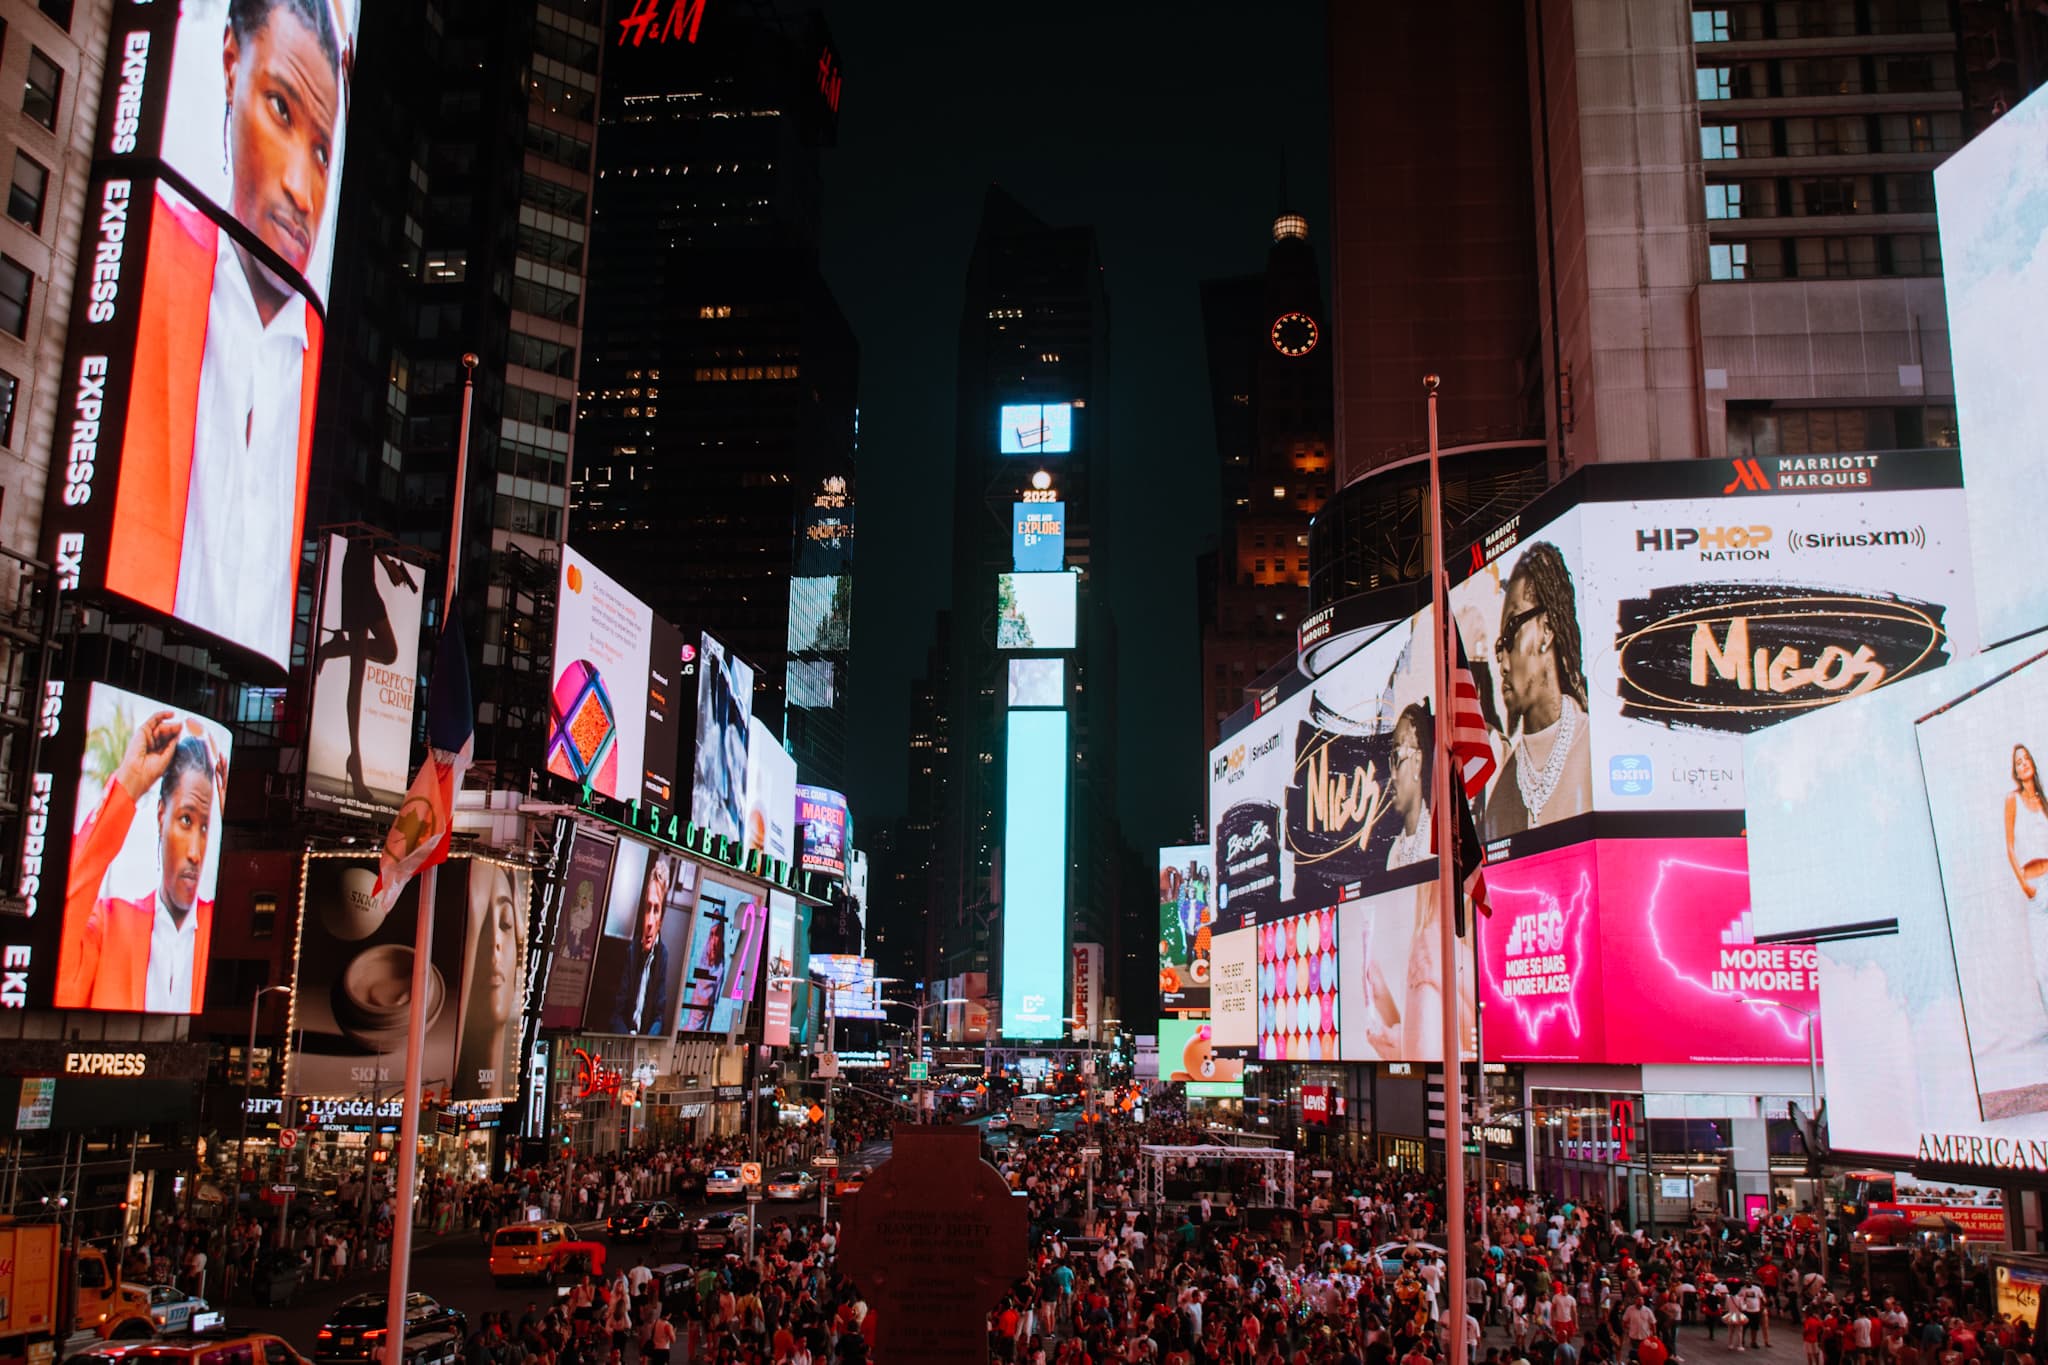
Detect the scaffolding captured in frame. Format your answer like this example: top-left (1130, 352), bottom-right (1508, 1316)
top-left (1138, 1143), bottom-right (1295, 1211)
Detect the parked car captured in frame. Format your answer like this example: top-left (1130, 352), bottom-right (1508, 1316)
top-left (765, 1170), bottom-right (816, 1202)
top-left (314, 1294), bottom-right (466, 1364)
top-left (135, 1284), bottom-right (213, 1335)
top-left (606, 1201), bottom-right (682, 1242)
top-left (703, 1168), bottom-right (744, 1198)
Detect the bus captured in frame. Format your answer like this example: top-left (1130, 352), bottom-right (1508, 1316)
top-left (1010, 1094), bottom-right (1056, 1133)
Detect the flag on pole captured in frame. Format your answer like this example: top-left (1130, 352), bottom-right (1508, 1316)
top-left (373, 617), bottom-right (474, 914)
top-left (1444, 605), bottom-right (1493, 933)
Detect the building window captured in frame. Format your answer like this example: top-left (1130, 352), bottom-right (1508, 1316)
top-left (37, 0), bottom-right (71, 28)
top-left (22, 47), bottom-right (60, 129)
top-left (1701, 124), bottom-right (1739, 160)
top-left (423, 249), bottom-right (466, 283)
top-left (1691, 8), bottom-right (1730, 41)
top-left (0, 368), bottom-right (17, 447)
top-left (1704, 184), bottom-right (1742, 219)
top-left (0, 255), bottom-right (30, 337)
top-left (1709, 243), bottom-right (1749, 280)
top-left (1696, 66), bottom-right (1732, 101)
top-left (7, 153), bottom-right (45, 233)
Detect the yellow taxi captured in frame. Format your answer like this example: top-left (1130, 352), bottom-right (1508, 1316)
top-left (489, 1221), bottom-right (601, 1286)
top-left (85, 1333), bottom-right (313, 1365)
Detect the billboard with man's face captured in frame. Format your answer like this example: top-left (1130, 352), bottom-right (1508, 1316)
top-left (40, 0), bottom-right (363, 670)
top-left (583, 837), bottom-right (696, 1038)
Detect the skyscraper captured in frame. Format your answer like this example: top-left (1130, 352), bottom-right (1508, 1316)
top-left (571, 6), bottom-right (857, 789)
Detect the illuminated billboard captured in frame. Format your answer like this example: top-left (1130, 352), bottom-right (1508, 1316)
top-left (539, 826), bottom-right (617, 1030)
top-left (788, 575), bottom-right (851, 655)
top-left (999, 402), bottom-right (1073, 454)
top-left (40, 0), bottom-right (364, 669)
top-left (582, 838), bottom-right (696, 1037)
top-left (763, 891), bottom-right (797, 1046)
top-left (676, 875), bottom-right (765, 1034)
top-left (1447, 456), bottom-right (1972, 842)
top-left (795, 785), bottom-right (849, 878)
top-left (548, 547), bottom-right (686, 808)
top-left (1159, 1017), bottom-right (1243, 1098)
top-left (1476, 839), bottom-right (1816, 1065)
top-left (1012, 501), bottom-right (1065, 572)
top-left (1158, 844), bottom-right (1213, 1013)
top-left (1255, 907), bottom-right (1340, 1061)
top-left (304, 534), bottom-right (424, 820)
top-left (1002, 709), bottom-right (1068, 1039)
top-left (1337, 881), bottom-right (1474, 1063)
top-left (22, 683), bottom-right (236, 1014)
top-left (690, 632), bottom-right (754, 842)
top-left (1008, 658), bottom-right (1063, 708)
top-left (1938, 81), bottom-right (2048, 648)
top-left (812, 954), bottom-right (885, 1020)
top-left (1746, 636), bottom-right (2047, 1162)
top-left (997, 571), bottom-right (1078, 650)
top-left (741, 716), bottom-right (796, 868)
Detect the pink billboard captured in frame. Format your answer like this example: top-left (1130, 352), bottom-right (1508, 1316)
top-left (1480, 838), bottom-right (1820, 1065)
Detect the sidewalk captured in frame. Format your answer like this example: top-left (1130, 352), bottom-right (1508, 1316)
top-left (1474, 1318), bottom-right (1809, 1365)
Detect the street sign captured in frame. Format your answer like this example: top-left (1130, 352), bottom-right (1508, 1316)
top-left (816, 1054), bottom-right (841, 1079)
top-left (908, 1062), bottom-right (929, 1081)
top-left (740, 1162), bottom-right (763, 1187)
top-left (271, 1183), bottom-right (296, 1194)
top-left (813, 1155), bottom-right (840, 1168)
top-left (277, 1129), bottom-right (298, 1150)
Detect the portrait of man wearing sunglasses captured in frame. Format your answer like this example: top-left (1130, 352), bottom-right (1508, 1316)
top-left (1482, 541), bottom-right (1593, 840)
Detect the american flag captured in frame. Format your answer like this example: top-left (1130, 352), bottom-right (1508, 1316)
top-left (1445, 605), bottom-right (1494, 925)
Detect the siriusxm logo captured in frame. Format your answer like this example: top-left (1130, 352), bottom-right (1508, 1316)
top-left (1609, 755), bottom-right (1653, 796)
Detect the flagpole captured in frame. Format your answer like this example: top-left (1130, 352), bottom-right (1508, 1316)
top-left (384, 353), bottom-right (479, 1365)
top-left (1428, 374), bottom-right (1469, 1365)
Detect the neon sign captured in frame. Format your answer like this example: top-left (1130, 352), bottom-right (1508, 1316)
top-left (816, 44), bottom-right (842, 114)
top-left (617, 0), bottom-right (705, 48)
top-left (574, 1048), bottom-right (622, 1100)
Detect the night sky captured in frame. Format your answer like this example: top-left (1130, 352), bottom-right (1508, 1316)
top-left (815, 0), bottom-right (1332, 860)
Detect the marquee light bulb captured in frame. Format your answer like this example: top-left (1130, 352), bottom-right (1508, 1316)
top-left (1031, 470), bottom-right (1052, 490)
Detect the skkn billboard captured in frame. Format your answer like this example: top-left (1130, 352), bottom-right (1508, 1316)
top-left (304, 535), bottom-right (424, 820)
top-left (41, 0), bottom-right (363, 670)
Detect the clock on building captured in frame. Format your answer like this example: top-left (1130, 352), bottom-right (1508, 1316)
top-left (1270, 311), bottom-right (1319, 357)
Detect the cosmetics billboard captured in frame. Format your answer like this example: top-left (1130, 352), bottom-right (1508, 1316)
top-left (38, 0), bottom-right (364, 671)
top-left (304, 534), bottom-right (424, 820)
top-left (548, 547), bottom-right (687, 808)
top-left (1475, 838), bottom-right (1817, 1065)
top-left (1158, 844), bottom-right (1213, 1014)
top-left (1937, 81), bottom-right (2048, 649)
top-left (1448, 454), bottom-right (1973, 834)
top-left (1746, 637), bottom-right (2048, 1164)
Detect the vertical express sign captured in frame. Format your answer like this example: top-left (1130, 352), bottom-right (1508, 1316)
top-left (41, 0), bottom-right (359, 673)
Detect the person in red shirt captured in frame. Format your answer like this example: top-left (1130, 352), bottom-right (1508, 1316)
top-left (1805, 1311), bottom-right (1825, 1365)
top-left (1641, 1332), bottom-right (1671, 1365)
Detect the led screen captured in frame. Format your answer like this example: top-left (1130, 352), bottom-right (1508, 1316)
top-left (1008, 658), bottom-right (1064, 708)
top-left (1746, 636), bottom-right (2047, 1162)
top-left (1209, 925), bottom-right (1257, 1047)
top-left (795, 785), bottom-right (849, 878)
top-left (1208, 605), bottom-right (1436, 932)
top-left (812, 954), bottom-right (885, 1020)
top-left (548, 547), bottom-right (686, 808)
top-left (43, 683), bottom-right (234, 1014)
top-left (1159, 1017), bottom-right (1243, 1098)
top-left (304, 534), bottom-right (424, 820)
top-left (1254, 907), bottom-right (1341, 1061)
top-left (676, 876), bottom-right (762, 1034)
top-left (1012, 501), bottom-right (1065, 572)
top-left (999, 402), bottom-right (1073, 454)
top-left (1002, 709), bottom-right (1068, 1039)
top-left (763, 891), bottom-right (797, 1046)
top-left (1938, 81), bottom-right (2048, 648)
top-left (787, 575), bottom-right (851, 655)
top-left (1914, 654), bottom-right (2048, 1121)
top-left (1336, 880), bottom-right (1475, 1063)
top-left (539, 827), bottom-right (617, 1030)
top-left (40, 1), bottom-right (363, 669)
top-left (787, 659), bottom-right (836, 709)
top-left (583, 838), bottom-right (696, 1037)
top-left (1447, 457), bottom-right (1972, 836)
top-left (1477, 839), bottom-right (1817, 1065)
top-left (1158, 844), bottom-right (1213, 1013)
top-left (452, 859), bottom-right (534, 1101)
top-left (997, 572), bottom-right (1078, 651)
top-left (690, 632), bottom-right (754, 842)
top-left (741, 716), bottom-right (796, 868)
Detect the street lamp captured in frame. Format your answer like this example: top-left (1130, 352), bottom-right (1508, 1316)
top-left (879, 994), bottom-right (965, 1118)
top-left (236, 985), bottom-right (292, 1215)
top-left (1752, 999), bottom-right (1822, 1120)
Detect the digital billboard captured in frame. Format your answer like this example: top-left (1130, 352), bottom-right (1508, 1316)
top-left (676, 875), bottom-right (763, 1034)
top-left (1002, 709), bottom-right (1068, 1039)
top-left (1072, 941), bottom-right (1103, 1039)
top-left (741, 716), bottom-right (796, 868)
top-left (304, 534), bottom-right (424, 820)
top-left (997, 572), bottom-right (1078, 651)
top-left (795, 785), bottom-right (849, 878)
top-left (1255, 907), bottom-right (1340, 1061)
top-left (691, 632), bottom-right (754, 843)
top-left (452, 859), bottom-right (533, 1102)
top-left (1008, 659), bottom-right (1064, 709)
top-left (539, 827), bottom-right (617, 1029)
top-left (1914, 653), bottom-right (2048, 1121)
top-left (1210, 925), bottom-right (1257, 1048)
top-left (999, 402), bottom-right (1074, 455)
top-left (1012, 501), bottom-right (1065, 572)
top-left (39, 0), bottom-right (364, 670)
top-left (787, 659), bottom-right (837, 709)
top-left (1208, 602), bottom-right (1436, 932)
top-left (812, 954), bottom-right (885, 1020)
top-left (1477, 839), bottom-right (1818, 1066)
top-left (1158, 844), bottom-right (1213, 1014)
top-left (1336, 881), bottom-right (1475, 1064)
top-left (37, 683), bottom-right (235, 1014)
top-left (548, 547), bottom-right (686, 808)
top-left (1746, 636), bottom-right (2047, 1163)
top-left (1938, 81), bottom-right (2048, 648)
top-left (289, 854), bottom-right (468, 1098)
top-left (583, 838), bottom-right (696, 1037)
top-left (763, 891), bottom-right (798, 1046)
top-left (787, 575), bottom-right (851, 655)
top-left (1160, 1018), bottom-right (1243, 1098)
top-left (1448, 457), bottom-right (1973, 836)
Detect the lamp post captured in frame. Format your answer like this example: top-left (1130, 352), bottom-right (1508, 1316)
top-left (881, 994), bottom-right (965, 1119)
top-left (236, 985), bottom-right (292, 1221)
